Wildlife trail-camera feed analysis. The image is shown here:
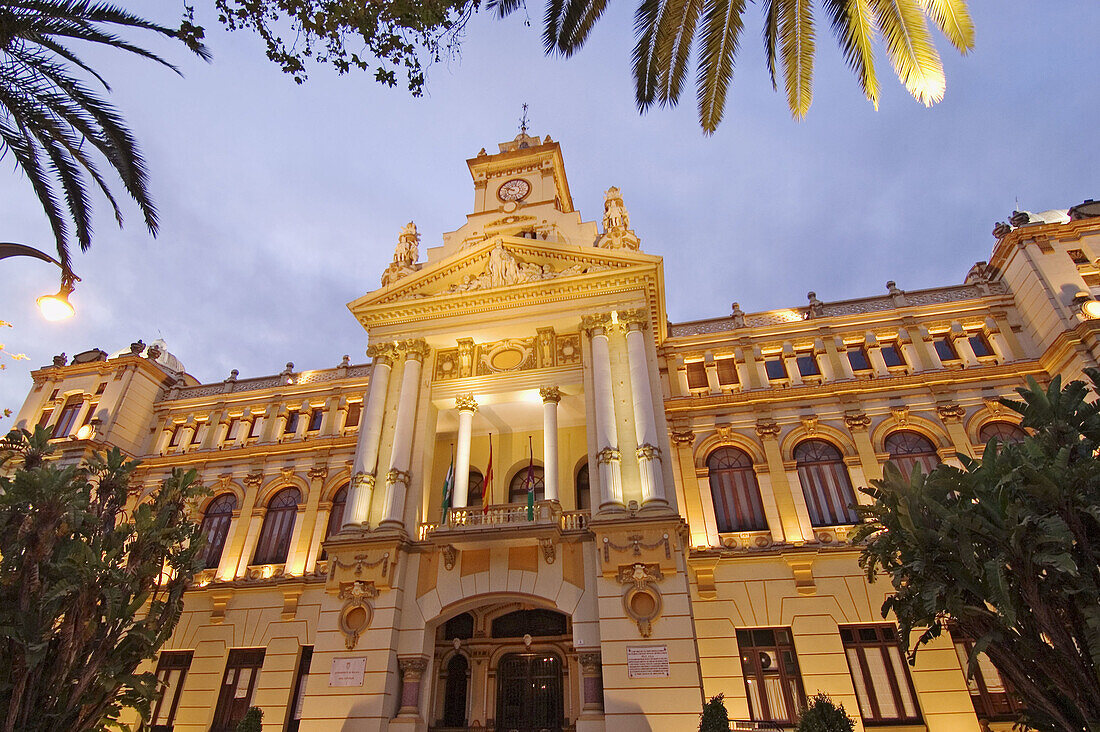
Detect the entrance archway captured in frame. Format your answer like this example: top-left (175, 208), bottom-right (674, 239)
top-left (428, 601), bottom-right (577, 731)
top-left (497, 652), bottom-right (564, 732)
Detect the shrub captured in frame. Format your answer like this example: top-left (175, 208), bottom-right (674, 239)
top-left (699, 693), bottom-right (730, 731)
top-left (796, 693), bottom-right (856, 732)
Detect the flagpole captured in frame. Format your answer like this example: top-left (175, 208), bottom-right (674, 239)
top-left (526, 435), bottom-right (535, 521)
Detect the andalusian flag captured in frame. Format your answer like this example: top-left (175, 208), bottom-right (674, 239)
top-left (440, 449), bottom-right (455, 523)
top-left (525, 435), bottom-right (535, 521)
top-left (482, 434), bottom-right (494, 517)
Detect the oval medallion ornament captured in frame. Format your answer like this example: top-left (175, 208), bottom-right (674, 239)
top-left (491, 348), bottom-right (524, 371)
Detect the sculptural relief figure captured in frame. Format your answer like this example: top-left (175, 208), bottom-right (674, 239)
top-left (381, 222), bottom-right (422, 286)
top-left (434, 245), bottom-right (614, 296)
top-left (597, 186), bottom-right (640, 250)
top-left (486, 243), bottom-right (521, 287)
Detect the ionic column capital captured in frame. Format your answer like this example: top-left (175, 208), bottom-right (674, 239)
top-left (455, 394), bottom-right (479, 413)
top-left (596, 447), bottom-right (622, 465)
top-left (385, 469), bottom-right (411, 487)
top-left (636, 443), bottom-right (662, 461)
top-left (619, 308), bottom-right (649, 330)
top-left (579, 652), bottom-right (603, 674)
top-left (754, 421), bottom-right (781, 440)
top-left (540, 386), bottom-right (562, 404)
top-left (581, 313), bottom-right (613, 338)
top-left (352, 472), bottom-right (376, 491)
top-left (844, 412), bottom-right (872, 432)
top-left (670, 429), bottom-right (696, 447)
top-left (308, 466), bottom-right (328, 481)
top-left (937, 403), bottom-right (966, 423)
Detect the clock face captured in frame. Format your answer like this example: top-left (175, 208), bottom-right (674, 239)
top-left (498, 178), bottom-right (531, 202)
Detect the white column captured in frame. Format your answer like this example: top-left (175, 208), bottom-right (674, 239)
top-left (380, 340), bottom-right (429, 529)
top-left (585, 318), bottom-right (623, 510)
top-left (540, 387), bottom-right (561, 502)
top-left (346, 344), bottom-right (396, 527)
top-left (625, 321), bottom-right (667, 507)
top-left (453, 395), bottom-right (478, 508)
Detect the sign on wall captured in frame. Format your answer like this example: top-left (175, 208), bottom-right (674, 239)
top-left (627, 645), bottom-right (670, 678)
top-left (329, 656), bottom-right (367, 687)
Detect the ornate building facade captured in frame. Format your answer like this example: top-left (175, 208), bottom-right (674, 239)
top-left (12, 134), bottom-right (1100, 732)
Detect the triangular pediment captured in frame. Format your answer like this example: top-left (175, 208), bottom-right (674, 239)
top-left (347, 236), bottom-right (666, 335)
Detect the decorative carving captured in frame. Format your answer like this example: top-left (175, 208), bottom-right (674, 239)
top-left (536, 327), bottom-right (556, 367)
top-left (844, 413), bottom-right (872, 432)
top-left (983, 397), bottom-right (1005, 416)
top-left (602, 532), bottom-right (672, 562)
top-left (800, 415), bottom-right (819, 435)
top-left (435, 243), bottom-right (611, 296)
top-left (337, 580), bottom-right (377, 649)
top-left (351, 472), bottom-right (376, 492)
top-left (308, 466), bottom-right (328, 481)
top-left (597, 186), bottom-right (640, 250)
top-left (937, 403), bottom-right (965, 423)
top-left (382, 222), bottom-right (421, 286)
top-left (617, 308), bottom-right (649, 328)
top-left (755, 421), bottom-right (781, 439)
top-left (441, 545), bottom-right (458, 571)
top-left (400, 339), bottom-right (431, 362)
top-left (540, 386), bottom-right (562, 404)
top-left (455, 394), bottom-right (479, 412)
top-left (617, 563), bottom-right (664, 637)
top-left (539, 537), bottom-right (556, 564)
top-left (386, 469), bottom-right (411, 488)
top-left (556, 333), bottom-right (581, 364)
top-left (436, 332), bottom-right (582, 381)
top-left (578, 652), bottom-right (602, 674)
top-left (596, 447), bottom-right (621, 466)
top-left (890, 406), bottom-right (911, 426)
top-left (367, 341), bottom-right (399, 367)
top-left (785, 556), bottom-right (816, 596)
top-left (580, 313), bottom-right (612, 337)
top-left (715, 425), bottom-right (733, 441)
top-left (399, 656), bottom-right (428, 677)
top-left (457, 338), bottom-right (475, 377)
top-left (730, 302), bottom-right (745, 328)
top-left (636, 443), bottom-right (662, 461)
top-left (478, 338), bottom-right (535, 374)
top-left (243, 471), bottom-right (264, 486)
top-left (330, 552), bottom-right (391, 580)
top-left (806, 291), bottom-right (824, 318)
top-left (670, 429), bottom-right (696, 446)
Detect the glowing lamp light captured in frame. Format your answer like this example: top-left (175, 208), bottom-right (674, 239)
top-left (1083, 300), bottom-right (1100, 320)
top-left (74, 424), bottom-right (94, 440)
top-left (36, 278), bottom-right (76, 321)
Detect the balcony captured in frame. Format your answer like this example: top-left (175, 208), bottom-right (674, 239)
top-left (417, 501), bottom-right (590, 544)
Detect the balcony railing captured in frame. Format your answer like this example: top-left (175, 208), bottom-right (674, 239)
top-left (417, 502), bottom-right (590, 541)
top-left (731, 721), bottom-right (785, 731)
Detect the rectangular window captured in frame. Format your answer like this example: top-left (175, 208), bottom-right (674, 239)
top-left (344, 401), bottom-right (362, 429)
top-left (95, 382), bottom-right (107, 395)
top-left (840, 625), bottom-right (921, 724)
top-left (286, 646), bottom-right (313, 732)
top-left (225, 418), bottom-right (240, 441)
top-left (969, 333), bottom-right (993, 358)
top-left (284, 411), bottom-right (299, 434)
top-left (212, 649), bottom-right (265, 732)
top-left (715, 357), bottom-right (738, 386)
top-left (80, 401), bottom-right (99, 428)
top-left (150, 650), bottom-right (193, 731)
top-left (848, 347), bottom-right (872, 372)
top-left (951, 632), bottom-right (1021, 722)
top-left (52, 396), bottom-right (83, 437)
top-left (169, 425), bottom-right (184, 447)
top-left (737, 628), bottom-right (805, 724)
top-left (190, 423), bottom-right (204, 445)
top-left (934, 337), bottom-right (959, 362)
top-left (686, 361), bottom-right (708, 389)
top-left (764, 358), bottom-right (787, 381)
top-left (49, 388), bottom-right (59, 400)
top-left (880, 344), bottom-right (905, 368)
top-left (37, 408), bottom-right (54, 428)
top-left (796, 353), bottom-right (820, 377)
top-left (247, 416), bottom-right (263, 439)
top-left (307, 409), bottom-right (324, 432)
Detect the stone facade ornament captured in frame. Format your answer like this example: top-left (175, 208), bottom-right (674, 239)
top-left (844, 413), bottom-right (871, 432)
top-left (539, 537), bottom-right (556, 564)
top-left (397, 656), bottom-right (429, 716)
top-left (441, 544), bottom-right (458, 571)
top-left (366, 341), bottom-right (399, 367)
top-left (597, 186), bottom-right (640, 250)
top-left (670, 429), bottom-right (695, 446)
top-left (755, 421), bottom-right (781, 439)
top-left (401, 339), bottom-right (431, 362)
top-left (596, 447), bottom-right (621, 465)
top-left (890, 406), bottom-right (911, 425)
top-left (617, 562), bottom-right (664, 637)
top-left (806, 291), bottom-right (824, 318)
top-left (730, 302), bottom-right (745, 328)
top-left (382, 222), bottom-right (421, 286)
top-left (455, 394), bottom-right (479, 412)
top-left (539, 386), bottom-right (562, 403)
top-left (937, 403), bottom-right (966, 423)
top-left (337, 580), bottom-right (377, 649)
top-left (800, 415), bottom-right (819, 435)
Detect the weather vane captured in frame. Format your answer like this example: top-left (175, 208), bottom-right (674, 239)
top-left (519, 103), bottom-right (529, 136)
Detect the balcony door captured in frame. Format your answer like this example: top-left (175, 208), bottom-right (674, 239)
top-left (496, 652), bottom-right (564, 732)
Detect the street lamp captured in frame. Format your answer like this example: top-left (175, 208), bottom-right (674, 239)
top-left (0, 242), bottom-right (79, 321)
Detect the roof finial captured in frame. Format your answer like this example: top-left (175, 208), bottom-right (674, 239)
top-left (519, 103), bottom-right (529, 136)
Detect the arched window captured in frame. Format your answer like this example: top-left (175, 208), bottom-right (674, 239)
top-left (319, 484), bottom-right (348, 561)
top-left (442, 655), bottom-right (469, 727)
top-left (508, 466), bottom-right (545, 504)
top-left (198, 494), bottom-right (237, 569)
top-left (324, 485), bottom-right (349, 540)
top-left (707, 447), bottom-right (768, 533)
top-left (252, 488), bottom-right (301, 565)
top-left (575, 463), bottom-right (590, 510)
top-left (794, 440), bottom-right (860, 526)
top-left (885, 431), bottom-right (940, 480)
top-left (978, 421), bottom-right (1028, 445)
top-left (467, 470), bottom-right (485, 507)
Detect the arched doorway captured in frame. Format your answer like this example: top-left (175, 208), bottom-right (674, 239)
top-left (497, 652), bottom-right (564, 732)
top-left (429, 603), bottom-right (577, 731)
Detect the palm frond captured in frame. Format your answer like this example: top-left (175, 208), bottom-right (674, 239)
top-left (553, 0), bottom-right (612, 55)
top-left (632, 0), bottom-right (663, 109)
top-left (823, 0), bottom-right (879, 108)
top-left (762, 0), bottom-right (781, 90)
top-left (485, 0), bottom-right (527, 19)
top-left (870, 0), bottom-right (945, 105)
top-left (778, 0), bottom-right (815, 118)
top-left (919, 0), bottom-right (974, 53)
top-left (654, 0), bottom-right (705, 105)
top-left (696, 0), bottom-right (748, 134)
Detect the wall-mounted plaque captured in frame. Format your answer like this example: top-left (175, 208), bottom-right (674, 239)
top-left (627, 645), bottom-right (670, 678)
